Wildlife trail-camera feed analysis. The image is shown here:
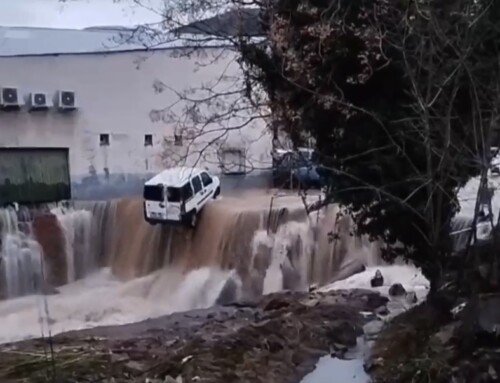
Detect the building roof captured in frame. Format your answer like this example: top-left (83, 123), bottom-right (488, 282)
top-left (0, 9), bottom-right (263, 57)
top-left (174, 8), bottom-right (262, 37)
top-left (144, 167), bottom-right (207, 188)
top-left (0, 25), bottom-right (231, 57)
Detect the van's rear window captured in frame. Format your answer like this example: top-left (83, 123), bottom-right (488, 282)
top-left (166, 187), bottom-right (182, 202)
top-left (143, 185), bottom-right (163, 202)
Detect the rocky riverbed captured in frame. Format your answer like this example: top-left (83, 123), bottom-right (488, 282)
top-left (0, 288), bottom-right (388, 383)
top-left (369, 293), bottom-right (500, 383)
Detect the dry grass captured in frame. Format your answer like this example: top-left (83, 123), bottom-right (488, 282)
top-left (370, 301), bottom-right (455, 383)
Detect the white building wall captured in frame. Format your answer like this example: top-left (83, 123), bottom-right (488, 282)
top-left (0, 48), bottom-right (272, 198)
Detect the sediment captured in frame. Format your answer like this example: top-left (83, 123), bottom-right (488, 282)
top-left (369, 295), bottom-right (500, 383)
top-left (0, 288), bottom-right (388, 383)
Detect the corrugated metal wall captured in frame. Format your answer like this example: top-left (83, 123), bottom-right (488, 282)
top-left (0, 148), bottom-right (71, 205)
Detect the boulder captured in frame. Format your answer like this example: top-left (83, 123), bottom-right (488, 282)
top-left (461, 293), bottom-right (500, 341)
top-left (388, 283), bottom-right (406, 297)
top-left (370, 270), bottom-right (384, 288)
top-left (215, 278), bottom-right (239, 306)
top-left (405, 291), bottom-right (418, 304)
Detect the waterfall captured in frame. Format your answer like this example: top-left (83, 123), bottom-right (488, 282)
top-left (0, 207), bottom-right (43, 298)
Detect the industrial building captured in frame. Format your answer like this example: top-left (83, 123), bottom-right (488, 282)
top-left (0, 24), bottom-right (272, 204)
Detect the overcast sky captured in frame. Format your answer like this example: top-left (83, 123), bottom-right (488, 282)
top-left (0, 0), bottom-right (163, 29)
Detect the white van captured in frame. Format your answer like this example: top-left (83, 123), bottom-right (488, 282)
top-left (143, 167), bottom-right (221, 227)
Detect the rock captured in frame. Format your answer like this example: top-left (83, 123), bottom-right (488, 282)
top-left (329, 259), bottom-right (366, 284)
top-left (215, 278), bottom-right (239, 306)
top-left (405, 291), bottom-right (418, 304)
top-left (375, 306), bottom-right (390, 316)
top-left (309, 284), bottom-right (319, 292)
top-left (370, 270), bottom-right (384, 288)
top-left (364, 320), bottom-right (384, 340)
top-left (124, 360), bottom-right (146, 372)
top-left (488, 365), bottom-right (498, 380)
top-left (364, 356), bottom-right (384, 372)
top-left (327, 320), bottom-right (361, 347)
top-left (461, 293), bottom-right (500, 342)
top-left (431, 323), bottom-right (457, 347)
top-left (388, 283), bottom-right (406, 297)
top-left (331, 342), bottom-right (348, 358)
top-left (262, 297), bottom-right (291, 311)
top-left (281, 262), bottom-right (303, 291)
top-left (364, 292), bottom-right (390, 310)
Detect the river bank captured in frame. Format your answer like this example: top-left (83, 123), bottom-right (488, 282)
top-left (0, 288), bottom-right (388, 383)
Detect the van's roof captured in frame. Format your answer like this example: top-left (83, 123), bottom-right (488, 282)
top-left (144, 167), bottom-right (206, 188)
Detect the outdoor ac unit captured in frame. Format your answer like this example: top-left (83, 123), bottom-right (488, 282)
top-left (0, 87), bottom-right (21, 110)
top-left (55, 90), bottom-right (77, 111)
top-left (27, 92), bottom-right (50, 111)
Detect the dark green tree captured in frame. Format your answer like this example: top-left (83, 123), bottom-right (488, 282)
top-left (238, 0), bottom-right (500, 289)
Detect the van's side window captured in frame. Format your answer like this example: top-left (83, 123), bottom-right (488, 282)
top-left (201, 172), bottom-right (213, 186)
top-left (182, 183), bottom-right (194, 200)
top-left (192, 176), bottom-right (202, 193)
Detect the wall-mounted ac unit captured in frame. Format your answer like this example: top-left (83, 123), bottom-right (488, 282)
top-left (55, 90), bottom-right (77, 111)
top-left (27, 92), bottom-right (50, 111)
top-left (0, 87), bottom-right (21, 110)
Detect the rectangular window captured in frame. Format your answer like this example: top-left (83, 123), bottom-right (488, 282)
top-left (174, 133), bottom-right (182, 146)
top-left (143, 185), bottom-right (163, 202)
top-left (201, 172), bottom-right (213, 186)
top-left (144, 134), bottom-right (153, 146)
top-left (182, 182), bottom-right (194, 200)
top-left (220, 148), bottom-right (245, 175)
top-left (99, 134), bottom-right (110, 146)
top-left (166, 187), bottom-right (181, 202)
top-left (191, 176), bottom-right (202, 193)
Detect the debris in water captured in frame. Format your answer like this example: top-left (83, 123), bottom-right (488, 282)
top-left (370, 269), bottom-right (384, 287)
top-left (405, 291), bottom-right (418, 304)
top-left (388, 283), bottom-right (406, 297)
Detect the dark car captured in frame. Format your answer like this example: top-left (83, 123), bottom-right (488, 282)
top-left (272, 148), bottom-right (326, 189)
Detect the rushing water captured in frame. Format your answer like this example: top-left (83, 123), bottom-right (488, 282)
top-left (0, 207), bottom-right (43, 298)
top-left (0, 172), bottom-right (492, 345)
top-left (0, 192), bottom-right (387, 343)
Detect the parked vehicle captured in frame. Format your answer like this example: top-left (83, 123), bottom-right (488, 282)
top-left (143, 167), bottom-right (220, 228)
top-left (272, 148), bottom-right (326, 189)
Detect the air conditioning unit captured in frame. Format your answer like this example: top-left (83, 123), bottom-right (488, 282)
top-left (0, 87), bottom-right (21, 110)
top-left (27, 92), bottom-right (50, 111)
top-left (55, 90), bottom-right (77, 111)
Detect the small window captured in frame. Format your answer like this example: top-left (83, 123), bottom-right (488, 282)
top-left (174, 133), bottom-right (183, 146)
top-left (143, 185), bottom-right (163, 202)
top-left (166, 187), bottom-right (181, 202)
top-left (100, 134), bottom-right (110, 146)
top-left (191, 176), bottom-right (202, 193)
top-left (201, 172), bottom-right (213, 187)
top-left (220, 148), bottom-right (245, 175)
top-left (182, 182), bottom-right (194, 200)
top-left (144, 134), bottom-right (153, 146)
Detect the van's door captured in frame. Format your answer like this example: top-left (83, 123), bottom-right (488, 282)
top-left (200, 172), bottom-right (216, 197)
top-left (165, 186), bottom-right (183, 221)
top-left (190, 175), bottom-right (208, 209)
top-left (180, 182), bottom-right (195, 216)
top-left (143, 184), bottom-right (167, 221)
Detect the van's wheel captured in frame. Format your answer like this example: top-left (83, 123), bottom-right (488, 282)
top-left (186, 210), bottom-right (198, 228)
top-left (214, 186), bottom-right (221, 199)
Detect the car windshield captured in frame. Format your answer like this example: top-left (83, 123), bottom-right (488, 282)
top-left (166, 187), bottom-right (182, 203)
top-left (143, 185), bottom-right (164, 202)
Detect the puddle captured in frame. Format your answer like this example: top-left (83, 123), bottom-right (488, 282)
top-left (300, 330), bottom-right (373, 383)
top-left (300, 356), bottom-right (370, 383)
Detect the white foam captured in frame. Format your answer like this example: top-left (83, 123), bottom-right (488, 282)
top-left (0, 266), bottom-right (230, 344)
top-left (320, 265), bottom-right (429, 302)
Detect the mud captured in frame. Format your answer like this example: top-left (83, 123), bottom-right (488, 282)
top-left (0, 288), bottom-right (388, 383)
